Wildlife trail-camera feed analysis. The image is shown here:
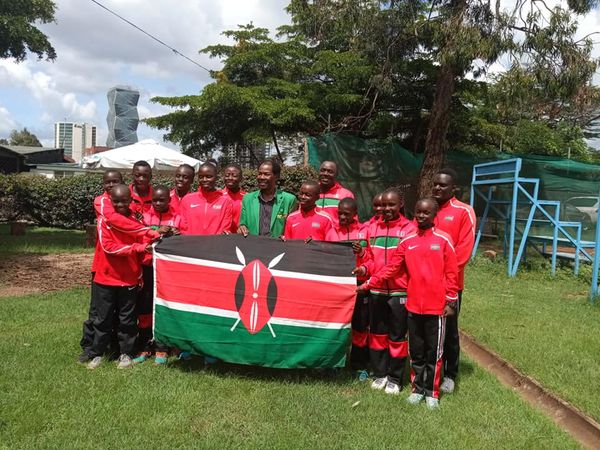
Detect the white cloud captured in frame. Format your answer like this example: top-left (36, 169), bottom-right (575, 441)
top-left (0, 105), bottom-right (18, 135)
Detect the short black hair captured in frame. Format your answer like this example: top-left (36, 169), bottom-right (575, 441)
top-left (302, 180), bottom-right (320, 191)
top-left (133, 160), bottom-right (151, 170)
top-left (260, 159), bottom-right (281, 178)
top-left (224, 163), bottom-right (243, 173)
top-left (153, 184), bottom-right (170, 196)
top-left (383, 186), bottom-right (405, 203)
top-left (103, 169), bottom-right (122, 179)
top-left (198, 162), bottom-right (217, 174)
top-left (339, 197), bottom-right (357, 210)
top-left (436, 167), bottom-right (458, 184)
top-left (178, 163), bottom-right (195, 175)
top-left (110, 183), bottom-right (130, 197)
top-left (416, 197), bottom-right (439, 213)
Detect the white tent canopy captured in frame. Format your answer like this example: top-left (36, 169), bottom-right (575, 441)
top-left (81, 139), bottom-right (202, 171)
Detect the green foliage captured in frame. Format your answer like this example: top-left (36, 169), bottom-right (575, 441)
top-left (0, 166), bottom-right (316, 229)
top-left (8, 127), bottom-right (42, 146)
top-left (0, 0), bottom-right (57, 61)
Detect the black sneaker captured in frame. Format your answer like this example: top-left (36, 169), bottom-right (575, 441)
top-left (77, 351), bottom-right (92, 364)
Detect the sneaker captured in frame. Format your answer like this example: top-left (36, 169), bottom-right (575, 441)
top-left (440, 377), bottom-right (455, 394)
top-left (425, 396), bottom-right (440, 410)
top-left (204, 356), bottom-right (219, 365)
top-left (355, 370), bottom-right (369, 382)
top-left (77, 351), bottom-right (92, 364)
top-left (371, 377), bottom-right (388, 390)
top-left (406, 393), bottom-right (424, 405)
top-left (87, 356), bottom-right (103, 369)
top-left (117, 354), bottom-right (133, 369)
top-left (154, 352), bottom-right (168, 366)
top-left (384, 381), bottom-right (401, 395)
top-left (132, 351), bottom-right (151, 365)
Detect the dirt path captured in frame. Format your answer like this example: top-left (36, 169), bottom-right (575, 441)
top-left (0, 253), bottom-right (93, 298)
top-left (461, 331), bottom-right (600, 450)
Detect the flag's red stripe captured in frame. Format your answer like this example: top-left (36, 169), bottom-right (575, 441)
top-left (156, 259), bottom-right (355, 324)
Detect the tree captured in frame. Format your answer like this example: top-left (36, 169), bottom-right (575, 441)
top-left (9, 128), bottom-right (42, 146)
top-left (0, 138), bottom-right (8, 145)
top-left (0, 0), bottom-right (57, 61)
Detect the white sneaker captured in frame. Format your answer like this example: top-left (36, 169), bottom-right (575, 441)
top-left (440, 377), bottom-right (455, 394)
top-left (87, 356), bottom-right (103, 370)
top-left (371, 377), bottom-right (388, 390)
top-left (384, 381), bottom-right (400, 395)
top-left (117, 354), bottom-right (132, 369)
top-left (406, 393), bottom-right (424, 405)
top-left (425, 396), bottom-right (440, 409)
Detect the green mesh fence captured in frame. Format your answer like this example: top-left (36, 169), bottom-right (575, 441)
top-left (307, 133), bottom-right (600, 230)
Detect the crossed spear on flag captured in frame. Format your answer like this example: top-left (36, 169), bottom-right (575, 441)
top-left (230, 247), bottom-right (285, 338)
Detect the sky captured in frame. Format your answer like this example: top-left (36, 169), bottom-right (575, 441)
top-left (0, 0), bottom-right (598, 150)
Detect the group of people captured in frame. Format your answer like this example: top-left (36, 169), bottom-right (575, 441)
top-left (78, 157), bottom-right (475, 410)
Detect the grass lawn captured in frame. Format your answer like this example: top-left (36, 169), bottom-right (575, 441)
top-left (0, 224), bottom-right (91, 255)
top-left (463, 255), bottom-right (600, 422)
top-left (0, 288), bottom-right (579, 449)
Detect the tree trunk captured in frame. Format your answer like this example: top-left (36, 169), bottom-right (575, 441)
top-left (271, 129), bottom-right (284, 163)
top-left (417, 62), bottom-right (456, 198)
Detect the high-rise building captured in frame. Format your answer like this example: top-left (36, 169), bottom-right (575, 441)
top-left (226, 144), bottom-right (267, 168)
top-left (54, 122), bottom-right (96, 162)
top-left (107, 86), bottom-right (139, 148)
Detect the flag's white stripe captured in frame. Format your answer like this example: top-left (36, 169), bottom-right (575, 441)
top-left (156, 252), bottom-right (355, 285)
top-left (155, 297), bottom-right (349, 330)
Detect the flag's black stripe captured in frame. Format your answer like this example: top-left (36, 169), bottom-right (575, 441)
top-left (155, 234), bottom-right (355, 277)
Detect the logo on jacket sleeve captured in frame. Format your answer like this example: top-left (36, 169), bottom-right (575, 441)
top-left (213, 204), bottom-right (222, 209)
top-left (430, 244), bottom-right (440, 250)
top-left (231, 248), bottom-right (285, 337)
top-left (444, 216), bottom-right (454, 221)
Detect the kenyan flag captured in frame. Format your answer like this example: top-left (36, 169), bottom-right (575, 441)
top-left (153, 235), bottom-right (357, 368)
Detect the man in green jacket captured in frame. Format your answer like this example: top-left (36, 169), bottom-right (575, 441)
top-left (238, 160), bottom-right (297, 238)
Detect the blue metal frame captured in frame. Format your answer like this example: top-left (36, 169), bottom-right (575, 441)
top-left (589, 192), bottom-right (600, 302)
top-left (470, 158), bottom-right (595, 284)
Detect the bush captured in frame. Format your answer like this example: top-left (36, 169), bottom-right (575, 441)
top-left (0, 165), bottom-right (317, 229)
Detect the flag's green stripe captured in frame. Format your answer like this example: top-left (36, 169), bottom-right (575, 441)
top-left (370, 236), bottom-right (400, 247)
top-left (155, 305), bottom-right (349, 369)
top-left (318, 198), bottom-right (340, 207)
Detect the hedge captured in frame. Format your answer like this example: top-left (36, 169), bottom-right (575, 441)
top-left (0, 165), bottom-right (318, 229)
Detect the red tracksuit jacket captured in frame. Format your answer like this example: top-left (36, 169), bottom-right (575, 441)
top-left (92, 193), bottom-right (159, 272)
top-left (169, 188), bottom-right (190, 215)
top-left (366, 227), bottom-right (459, 315)
top-left (129, 185), bottom-right (153, 215)
top-left (94, 214), bottom-right (154, 287)
top-left (433, 197), bottom-right (476, 290)
top-left (179, 189), bottom-right (233, 235)
top-left (317, 182), bottom-right (354, 224)
top-left (221, 187), bottom-right (246, 233)
top-left (326, 221), bottom-right (369, 282)
top-left (143, 207), bottom-right (181, 230)
top-left (284, 208), bottom-right (333, 241)
top-left (360, 215), bottom-right (417, 297)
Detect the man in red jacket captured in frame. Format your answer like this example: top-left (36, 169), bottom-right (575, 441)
top-left (284, 180), bottom-right (332, 241)
top-left (432, 167), bottom-right (476, 394)
top-left (326, 198), bottom-right (370, 379)
top-left (170, 164), bottom-right (195, 214)
top-left (221, 163), bottom-right (246, 233)
top-left (358, 198), bottom-right (458, 408)
top-left (130, 160), bottom-right (154, 215)
top-left (317, 161), bottom-right (354, 225)
top-left (179, 163), bottom-right (233, 235)
top-left (87, 184), bottom-right (158, 370)
top-left (353, 188), bottom-right (416, 395)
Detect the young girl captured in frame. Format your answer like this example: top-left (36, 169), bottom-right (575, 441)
top-left (357, 198), bottom-right (458, 408)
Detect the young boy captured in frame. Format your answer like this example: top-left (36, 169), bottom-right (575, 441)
top-left (358, 198), bottom-right (458, 409)
top-left (326, 197), bottom-right (370, 379)
top-left (284, 180), bottom-right (332, 241)
top-left (130, 160), bottom-right (154, 215)
top-left (353, 188), bottom-right (416, 395)
top-left (80, 170), bottom-right (160, 363)
top-left (179, 163), bottom-right (233, 235)
top-left (87, 184), bottom-right (158, 370)
top-left (221, 164), bottom-right (246, 233)
top-left (170, 164), bottom-right (195, 214)
top-left (133, 186), bottom-right (182, 364)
